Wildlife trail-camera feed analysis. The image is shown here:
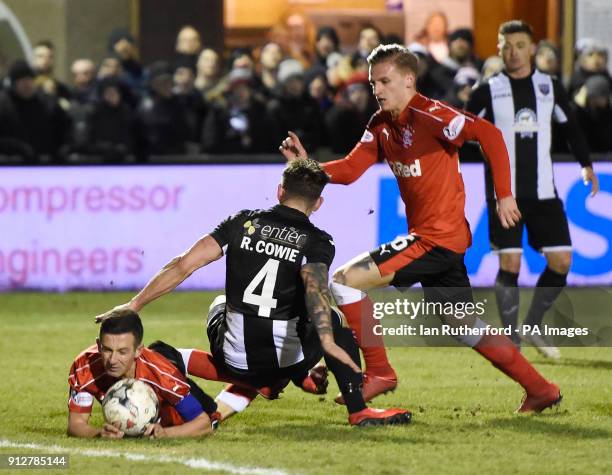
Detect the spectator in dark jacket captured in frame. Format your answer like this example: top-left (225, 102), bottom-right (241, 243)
top-left (86, 77), bottom-right (136, 160)
top-left (325, 72), bottom-right (377, 154)
top-left (568, 38), bottom-right (611, 98)
top-left (108, 28), bottom-right (144, 98)
top-left (97, 56), bottom-right (139, 108)
top-left (443, 66), bottom-right (480, 109)
top-left (407, 42), bottom-right (446, 99)
top-left (0, 60), bottom-right (70, 161)
top-left (268, 59), bottom-right (324, 152)
top-left (32, 40), bottom-right (71, 102)
top-left (314, 26), bottom-right (340, 68)
top-left (305, 66), bottom-right (333, 113)
top-left (175, 25), bottom-right (202, 71)
top-left (351, 25), bottom-right (382, 72)
top-left (430, 28), bottom-right (482, 95)
top-left (201, 68), bottom-right (275, 154)
top-left (173, 57), bottom-right (207, 146)
top-left (573, 75), bottom-right (612, 152)
top-left (535, 40), bottom-right (560, 76)
top-left (135, 61), bottom-right (189, 158)
top-left (70, 59), bottom-right (97, 105)
top-left (258, 42), bottom-right (284, 98)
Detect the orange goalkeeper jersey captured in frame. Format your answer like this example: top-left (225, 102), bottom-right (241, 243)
top-left (322, 93), bottom-right (512, 254)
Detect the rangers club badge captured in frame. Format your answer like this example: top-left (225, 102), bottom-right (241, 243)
top-left (402, 126), bottom-right (414, 148)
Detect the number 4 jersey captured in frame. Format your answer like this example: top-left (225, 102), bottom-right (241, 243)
top-left (209, 204), bottom-right (335, 371)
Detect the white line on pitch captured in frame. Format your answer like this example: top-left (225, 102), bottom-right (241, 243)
top-left (0, 439), bottom-right (292, 475)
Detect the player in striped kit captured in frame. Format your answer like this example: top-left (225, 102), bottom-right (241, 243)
top-left (466, 20), bottom-right (599, 358)
top-left (96, 160), bottom-right (411, 426)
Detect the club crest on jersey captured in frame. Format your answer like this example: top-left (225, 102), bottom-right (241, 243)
top-left (513, 108), bottom-right (538, 138)
top-left (538, 83), bottom-right (550, 95)
top-left (402, 126), bottom-right (414, 148)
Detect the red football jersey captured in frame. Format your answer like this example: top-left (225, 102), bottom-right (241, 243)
top-left (68, 345), bottom-right (191, 427)
top-left (322, 93), bottom-right (512, 254)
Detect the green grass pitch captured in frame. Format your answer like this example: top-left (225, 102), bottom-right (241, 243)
top-left (1, 291), bottom-right (611, 475)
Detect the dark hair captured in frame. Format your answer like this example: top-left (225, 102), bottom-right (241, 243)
top-left (359, 24), bottom-right (383, 42)
top-left (99, 309), bottom-right (144, 346)
top-left (498, 20), bottom-right (533, 39)
top-left (367, 44), bottom-right (419, 76)
top-left (282, 159), bottom-right (329, 202)
top-left (536, 40), bottom-right (559, 57)
top-left (34, 40), bottom-right (54, 50)
top-left (316, 26), bottom-right (339, 50)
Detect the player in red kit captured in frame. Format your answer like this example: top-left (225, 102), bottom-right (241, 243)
top-left (280, 43), bottom-right (561, 413)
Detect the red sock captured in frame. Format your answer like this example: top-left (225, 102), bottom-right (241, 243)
top-left (339, 297), bottom-right (395, 379)
top-left (474, 334), bottom-right (550, 395)
top-left (187, 350), bottom-right (280, 397)
top-left (187, 349), bottom-right (236, 383)
top-left (225, 384), bottom-right (258, 401)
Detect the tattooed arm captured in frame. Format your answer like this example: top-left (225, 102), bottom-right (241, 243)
top-left (301, 263), bottom-right (361, 373)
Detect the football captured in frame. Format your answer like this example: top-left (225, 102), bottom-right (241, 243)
top-left (102, 379), bottom-right (159, 437)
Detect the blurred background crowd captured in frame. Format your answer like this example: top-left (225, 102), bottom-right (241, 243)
top-left (0, 10), bottom-right (611, 163)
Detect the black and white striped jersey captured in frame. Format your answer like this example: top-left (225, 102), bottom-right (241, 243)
top-left (466, 69), bottom-right (591, 201)
top-left (209, 204), bottom-right (334, 371)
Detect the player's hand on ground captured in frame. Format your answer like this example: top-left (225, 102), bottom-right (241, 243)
top-left (320, 337), bottom-right (362, 374)
top-left (496, 196), bottom-right (521, 229)
top-left (144, 423), bottom-right (168, 439)
top-left (94, 303), bottom-right (133, 324)
top-left (581, 166), bottom-right (599, 197)
top-left (101, 422), bottom-right (124, 439)
top-left (279, 131), bottom-right (309, 161)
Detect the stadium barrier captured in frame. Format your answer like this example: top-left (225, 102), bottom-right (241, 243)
top-left (0, 162), bottom-right (610, 290)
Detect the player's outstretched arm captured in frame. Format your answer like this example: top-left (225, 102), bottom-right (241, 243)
top-left (94, 235), bottom-right (223, 322)
top-left (144, 412), bottom-right (213, 439)
top-left (67, 411), bottom-right (124, 438)
top-left (279, 131), bottom-right (309, 161)
top-left (301, 263), bottom-right (361, 373)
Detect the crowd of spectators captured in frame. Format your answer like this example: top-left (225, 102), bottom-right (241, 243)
top-left (0, 12), bottom-right (611, 163)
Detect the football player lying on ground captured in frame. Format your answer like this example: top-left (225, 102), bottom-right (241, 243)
top-left (96, 159), bottom-right (411, 426)
top-left (68, 311), bottom-right (221, 438)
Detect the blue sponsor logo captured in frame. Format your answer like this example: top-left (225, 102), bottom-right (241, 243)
top-left (378, 174), bottom-right (612, 280)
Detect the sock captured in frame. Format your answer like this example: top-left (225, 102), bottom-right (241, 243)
top-left (182, 349), bottom-right (236, 383)
top-left (494, 269), bottom-right (520, 344)
top-left (474, 334), bottom-right (550, 395)
top-left (523, 267), bottom-right (567, 328)
top-left (216, 384), bottom-right (257, 413)
top-left (325, 322), bottom-right (366, 414)
top-left (330, 282), bottom-right (395, 378)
